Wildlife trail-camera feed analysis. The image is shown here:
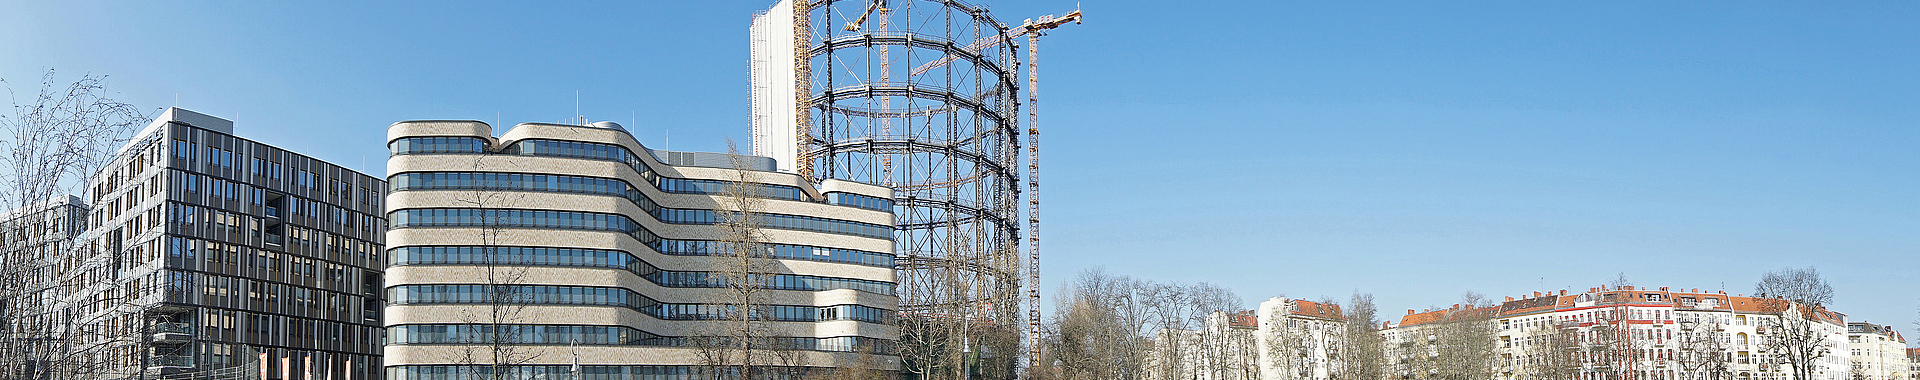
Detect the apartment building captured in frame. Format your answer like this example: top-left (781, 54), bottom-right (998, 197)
top-left (1848, 322), bottom-right (1907, 380)
top-left (1144, 298), bottom-right (1347, 380)
top-left (1905, 349), bottom-right (1919, 380)
top-left (382, 120), bottom-right (898, 380)
top-left (0, 195), bottom-right (89, 377)
top-left (1385, 286), bottom-right (1850, 380)
top-left (49, 107), bottom-right (387, 379)
top-left (1256, 298), bottom-right (1347, 380)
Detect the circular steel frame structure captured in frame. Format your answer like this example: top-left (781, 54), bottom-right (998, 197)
top-left (801, 0), bottom-right (1025, 376)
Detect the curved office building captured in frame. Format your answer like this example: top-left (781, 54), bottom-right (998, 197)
top-left (384, 121), bottom-right (898, 379)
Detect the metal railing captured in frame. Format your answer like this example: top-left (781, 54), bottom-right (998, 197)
top-left (152, 322), bottom-right (193, 334)
top-left (148, 355), bottom-right (194, 368)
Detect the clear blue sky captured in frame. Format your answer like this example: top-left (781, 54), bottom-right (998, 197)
top-left (6, 1), bottom-right (1916, 340)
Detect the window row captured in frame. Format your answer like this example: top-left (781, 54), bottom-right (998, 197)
top-left (654, 208), bottom-right (891, 240)
top-left (177, 139), bottom-right (374, 207)
top-left (171, 202), bottom-right (381, 268)
top-left (392, 173), bottom-right (889, 240)
top-left (389, 207), bottom-right (890, 242)
top-left (177, 173), bottom-right (379, 237)
top-left (387, 324), bottom-right (663, 346)
top-left (387, 208), bottom-right (661, 245)
top-left (389, 240), bottom-right (890, 269)
top-left (502, 139), bottom-right (657, 181)
top-left (653, 240), bottom-right (893, 267)
top-left (385, 324), bottom-right (892, 354)
top-left (389, 172), bottom-right (661, 213)
top-left (389, 137), bottom-right (487, 154)
top-left (388, 245), bottom-right (893, 295)
top-left (392, 172), bottom-right (815, 207)
top-left (387, 284), bottom-right (890, 323)
top-left (826, 192), bottom-right (894, 212)
top-left (658, 177), bottom-right (803, 201)
top-left (390, 365), bottom-right (827, 380)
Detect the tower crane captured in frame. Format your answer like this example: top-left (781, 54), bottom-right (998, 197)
top-left (909, 8), bottom-right (1081, 76)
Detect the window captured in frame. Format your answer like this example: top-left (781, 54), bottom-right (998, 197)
top-left (389, 137), bottom-right (487, 155)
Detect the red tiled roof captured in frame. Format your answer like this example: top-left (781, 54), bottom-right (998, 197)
top-left (1292, 300), bottom-right (1345, 320)
top-left (1398, 305), bottom-right (1495, 327)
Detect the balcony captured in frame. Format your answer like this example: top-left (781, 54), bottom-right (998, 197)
top-left (147, 355), bottom-right (193, 372)
top-left (150, 323), bottom-right (193, 344)
top-left (265, 234), bottom-right (284, 246)
top-left (264, 206), bottom-right (281, 218)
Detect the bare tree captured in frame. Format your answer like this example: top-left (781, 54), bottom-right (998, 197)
top-left (1753, 267), bottom-right (1836, 380)
top-left (815, 346), bottom-right (893, 380)
top-left (694, 142), bottom-right (785, 379)
top-left (1341, 293), bottom-right (1386, 380)
top-left (1426, 293), bottom-right (1498, 380)
top-left (446, 150), bottom-right (540, 380)
top-left (1265, 304), bottom-right (1323, 380)
top-left (1674, 311), bottom-right (1731, 380)
top-left (0, 69), bottom-right (143, 380)
top-left (1037, 269), bottom-right (1152, 380)
top-left (1519, 321), bottom-right (1580, 380)
top-left (1141, 282), bottom-right (1204, 380)
top-left (1139, 281), bottom-right (1241, 380)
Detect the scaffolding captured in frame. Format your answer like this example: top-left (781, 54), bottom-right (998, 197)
top-left (752, 1), bottom-right (1076, 377)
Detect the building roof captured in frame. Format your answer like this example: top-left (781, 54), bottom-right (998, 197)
top-left (1398, 304), bottom-right (1497, 328)
top-left (1404, 285), bottom-right (1849, 326)
top-left (1291, 300), bottom-right (1344, 320)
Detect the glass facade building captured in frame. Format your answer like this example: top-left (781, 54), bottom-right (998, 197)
top-left (52, 108), bottom-right (386, 379)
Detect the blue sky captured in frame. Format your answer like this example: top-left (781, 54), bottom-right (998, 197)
top-left (6, 1), bottom-right (1915, 339)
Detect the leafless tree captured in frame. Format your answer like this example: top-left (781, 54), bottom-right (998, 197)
top-left (1265, 304), bottom-right (1322, 380)
top-left (1139, 281), bottom-right (1241, 380)
top-left (1753, 267), bottom-right (1836, 380)
top-left (1519, 321), bottom-right (1580, 380)
top-left (0, 69), bottom-right (143, 380)
top-left (815, 346), bottom-right (893, 380)
top-left (447, 150), bottom-right (540, 380)
top-left (694, 142), bottom-right (786, 379)
top-left (1341, 293), bottom-right (1386, 380)
top-left (1035, 268), bottom-right (1152, 380)
top-left (1423, 293), bottom-right (1498, 380)
top-left (1674, 312), bottom-right (1731, 380)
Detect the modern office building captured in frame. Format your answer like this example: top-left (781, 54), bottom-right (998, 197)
top-left (53, 107), bottom-right (387, 379)
top-left (383, 120), bottom-right (898, 379)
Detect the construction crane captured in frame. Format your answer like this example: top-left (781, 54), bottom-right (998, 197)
top-left (844, 0), bottom-right (888, 31)
top-left (909, 8), bottom-right (1081, 77)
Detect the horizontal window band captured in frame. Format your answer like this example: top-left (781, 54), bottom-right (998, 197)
top-left (388, 245), bottom-right (894, 295)
top-left (386, 284), bottom-right (892, 324)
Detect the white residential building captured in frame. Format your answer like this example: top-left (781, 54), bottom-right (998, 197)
top-left (1848, 322), bottom-right (1908, 380)
top-left (1385, 285), bottom-right (1852, 380)
top-left (1256, 297), bottom-right (1347, 380)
